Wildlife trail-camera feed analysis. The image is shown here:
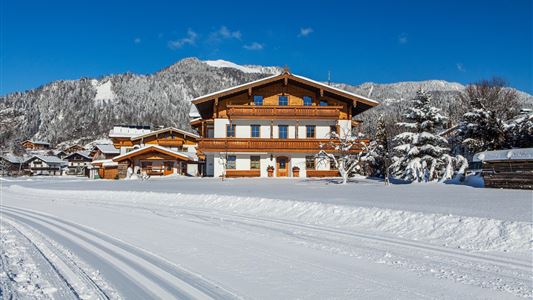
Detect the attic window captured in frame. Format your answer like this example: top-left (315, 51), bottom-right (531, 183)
top-left (278, 96), bottom-right (288, 106)
top-left (253, 95), bottom-right (263, 106)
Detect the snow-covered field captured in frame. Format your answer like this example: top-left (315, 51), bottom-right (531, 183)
top-left (1, 177), bottom-right (531, 299)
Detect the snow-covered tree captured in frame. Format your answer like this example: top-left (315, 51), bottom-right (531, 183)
top-left (390, 89), bottom-right (466, 182)
top-left (506, 111), bottom-right (533, 148)
top-left (317, 129), bottom-right (371, 184)
top-left (457, 97), bottom-right (508, 155)
top-left (365, 115), bottom-right (390, 179)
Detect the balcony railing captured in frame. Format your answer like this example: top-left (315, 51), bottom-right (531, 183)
top-left (226, 105), bottom-right (342, 119)
top-left (198, 138), bottom-right (367, 153)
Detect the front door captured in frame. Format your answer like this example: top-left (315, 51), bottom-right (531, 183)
top-left (276, 156), bottom-right (289, 177)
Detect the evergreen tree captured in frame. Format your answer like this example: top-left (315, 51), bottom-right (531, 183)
top-left (390, 89), bottom-right (465, 182)
top-left (507, 112), bottom-right (533, 148)
top-left (457, 97), bottom-right (507, 155)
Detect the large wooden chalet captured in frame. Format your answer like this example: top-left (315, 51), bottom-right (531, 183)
top-left (191, 69), bottom-right (379, 178)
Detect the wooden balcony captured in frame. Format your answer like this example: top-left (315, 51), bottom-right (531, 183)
top-left (198, 138), bottom-right (367, 153)
top-left (226, 105), bottom-right (343, 119)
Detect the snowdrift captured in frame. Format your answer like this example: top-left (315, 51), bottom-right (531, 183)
top-left (7, 186), bottom-right (532, 252)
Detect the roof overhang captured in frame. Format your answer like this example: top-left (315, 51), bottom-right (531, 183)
top-left (191, 71), bottom-right (379, 118)
top-left (130, 127), bottom-right (200, 141)
top-left (112, 145), bottom-right (192, 162)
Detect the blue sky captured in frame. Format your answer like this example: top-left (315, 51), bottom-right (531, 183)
top-left (1, 0), bottom-right (532, 95)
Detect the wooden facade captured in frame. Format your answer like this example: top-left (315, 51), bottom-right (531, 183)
top-left (21, 140), bottom-right (50, 150)
top-left (191, 69), bottom-right (378, 178)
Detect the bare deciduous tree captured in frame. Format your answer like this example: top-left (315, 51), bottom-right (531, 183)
top-left (317, 129), bottom-right (371, 185)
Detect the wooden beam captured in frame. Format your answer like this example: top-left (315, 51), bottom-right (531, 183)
top-left (248, 87), bottom-right (252, 96)
top-left (214, 98), bottom-right (219, 118)
top-left (320, 88), bottom-right (324, 97)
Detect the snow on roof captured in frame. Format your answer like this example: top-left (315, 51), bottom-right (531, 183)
top-left (130, 127), bottom-right (200, 141)
top-left (1, 154), bottom-right (27, 164)
top-left (108, 125), bottom-right (152, 138)
top-left (473, 148), bottom-right (533, 162)
top-left (291, 74), bottom-right (379, 105)
top-left (191, 72), bottom-right (379, 106)
top-left (192, 73), bottom-right (280, 103)
top-left (112, 145), bottom-right (192, 162)
top-left (64, 151), bottom-right (92, 160)
top-left (94, 144), bottom-right (120, 154)
top-left (28, 155), bottom-right (66, 164)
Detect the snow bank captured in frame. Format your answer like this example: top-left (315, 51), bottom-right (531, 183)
top-left (8, 186), bottom-right (531, 252)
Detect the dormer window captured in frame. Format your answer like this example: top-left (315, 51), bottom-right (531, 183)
top-left (319, 100), bottom-right (328, 106)
top-left (278, 95), bottom-right (288, 106)
top-left (253, 95), bottom-right (263, 106)
top-left (303, 96), bottom-right (312, 106)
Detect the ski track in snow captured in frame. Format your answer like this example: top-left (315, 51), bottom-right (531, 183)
top-left (1, 182), bottom-right (531, 299)
top-left (1, 206), bottom-right (239, 300)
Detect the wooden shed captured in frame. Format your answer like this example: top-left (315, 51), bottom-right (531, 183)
top-left (474, 148), bottom-right (533, 189)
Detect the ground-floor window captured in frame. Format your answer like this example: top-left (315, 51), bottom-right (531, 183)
top-left (306, 156), bottom-right (315, 170)
top-left (250, 156), bottom-right (260, 169)
top-left (227, 155), bottom-right (236, 169)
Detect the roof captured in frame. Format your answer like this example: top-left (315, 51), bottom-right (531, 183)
top-left (1, 154), bottom-right (27, 164)
top-left (130, 127), bottom-right (200, 141)
top-left (109, 125), bottom-right (152, 138)
top-left (112, 145), bottom-right (193, 162)
top-left (91, 159), bottom-right (118, 167)
top-left (94, 144), bottom-right (120, 154)
top-left (64, 151), bottom-right (92, 160)
top-left (27, 155), bottom-right (66, 164)
top-left (191, 71), bottom-right (380, 107)
top-left (473, 148), bottom-right (533, 162)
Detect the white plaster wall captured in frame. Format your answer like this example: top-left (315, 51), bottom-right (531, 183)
top-left (338, 120), bottom-right (352, 138)
top-left (214, 119), bottom-right (230, 138)
top-left (235, 154), bottom-right (250, 170)
top-left (187, 164), bottom-right (198, 176)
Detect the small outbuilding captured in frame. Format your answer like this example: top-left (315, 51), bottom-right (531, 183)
top-left (473, 148), bottom-right (533, 189)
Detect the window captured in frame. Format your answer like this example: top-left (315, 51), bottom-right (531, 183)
top-left (305, 156), bottom-right (315, 170)
top-left (303, 96), bottom-right (312, 106)
top-left (330, 125), bottom-right (337, 134)
top-left (250, 156), bottom-right (260, 169)
top-left (226, 124), bottom-right (236, 137)
top-left (278, 95), bottom-right (288, 106)
top-left (253, 95), bottom-right (263, 106)
top-left (319, 100), bottom-right (328, 106)
top-left (227, 155), bottom-right (236, 169)
top-left (251, 125), bottom-right (260, 138)
top-left (278, 125), bottom-right (288, 139)
top-left (306, 125), bottom-right (316, 138)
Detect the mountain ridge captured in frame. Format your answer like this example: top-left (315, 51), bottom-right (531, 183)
top-left (1, 57), bottom-right (531, 149)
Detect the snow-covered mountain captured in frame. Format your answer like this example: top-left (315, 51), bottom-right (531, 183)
top-left (0, 57), bottom-right (531, 148)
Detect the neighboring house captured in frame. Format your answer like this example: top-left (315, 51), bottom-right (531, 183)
top-left (64, 151), bottom-right (92, 176)
top-left (473, 148), bottom-right (533, 190)
top-left (91, 144), bottom-right (120, 160)
top-left (64, 144), bottom-right (86, 154)
top-left (53, 150), bottom-right (68, 159)
top-left (112, 145), bottom-right (196, 178)
top-left (0, 154), bottom-right (27, 176)
top-left (21, 140), bottom-right (51, 150)
top-left (26, 155), bottom-right (66, 176)
top-left (190, 69), bottom-right (379, 178)
top-left (106, 126), bottom-right (201, 178)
